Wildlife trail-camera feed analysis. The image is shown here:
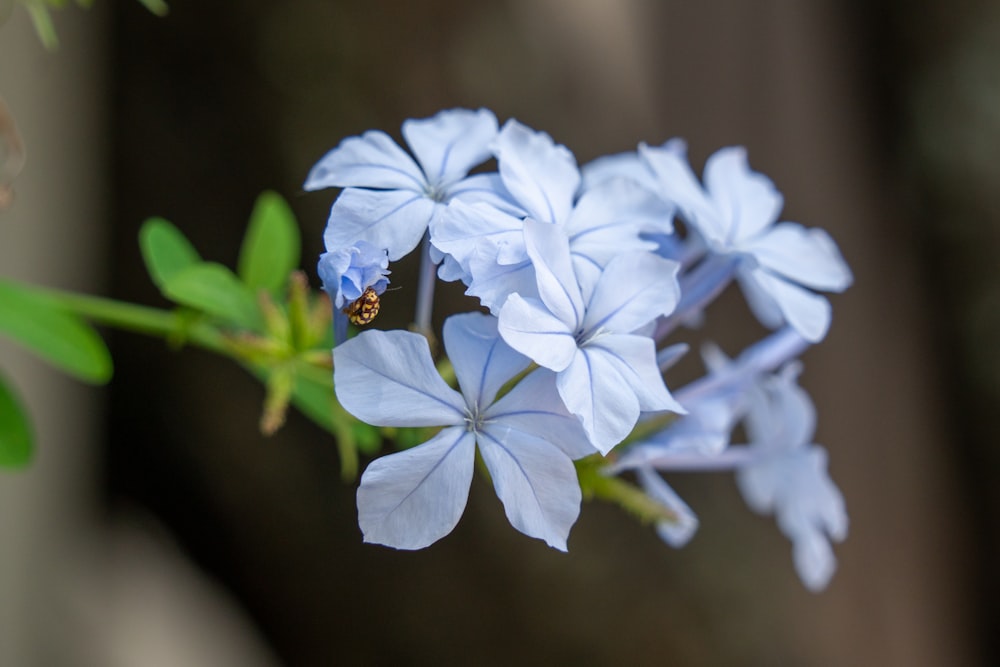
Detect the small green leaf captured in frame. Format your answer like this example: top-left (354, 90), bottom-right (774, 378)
top-left (0, 281), bottom-right (112, 384)
top-left (25, 4), bottom-right (59, 50)
top-left (135, 0), bottom-right (169, 16)
top-left (139, 217), bottom-right (202, 290)
top-left (260, 366), bottom-right (294, 435)
top-left (0, 370), bottom-right (33, 468)
top-left (162, 262), bottom-right (263, 331)
top-left (237, 191), bottom-right (301, 294)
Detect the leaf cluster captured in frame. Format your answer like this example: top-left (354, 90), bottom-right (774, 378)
top-left (0, 191), bottom-right (380, 476)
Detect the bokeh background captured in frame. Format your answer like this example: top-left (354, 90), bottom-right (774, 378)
top-left (2, 0), bottom-right (998, 664)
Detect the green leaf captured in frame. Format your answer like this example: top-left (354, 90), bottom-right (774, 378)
top-left (237, 191), bottom-right (301, 294)
top-left (25, 4), bottom-right (59, 50)
top-left (162, 262), bottom-right (263, 331)
top-left (135, 0), bottom-right (169, 16)
top-left (0, 370), bottom-right (33, 468)
top-left (0, 281), bottom-right (113, 384)
top-left (139, 217), bottom-right (202, 290)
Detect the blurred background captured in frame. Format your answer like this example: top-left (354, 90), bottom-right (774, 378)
top-left (1, 0), bottom-right (997, 664)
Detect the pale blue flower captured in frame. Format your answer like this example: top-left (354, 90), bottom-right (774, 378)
top-left (611, 328), bottom-right (810, 474)
top-left (736, 364), bottom-right (847, 591)
top-left (334, 312), bottom-right (591, 551)
top-left (640, 144), bottom-right (853, 342)
top-left (317, 241), bottom-right (390, 309)
top-left (618, 353), bottom-right (847, 590)
top-left (431, 120), bottom-right (668, 312)
top-left (305, 108), bottom-right (508, 261)
top-left (497, 220), bottom-right (685, 453)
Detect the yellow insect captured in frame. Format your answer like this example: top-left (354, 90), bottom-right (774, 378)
top-left (343, 286), bottom-right (380, 326)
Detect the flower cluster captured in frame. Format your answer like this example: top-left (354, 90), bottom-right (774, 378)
top-left (307, 108), bottom-right (852, 590)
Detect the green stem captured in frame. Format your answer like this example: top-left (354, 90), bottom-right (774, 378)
top-left (34, 286), bottom-right (226, 353)
top-left (576, 455), bottom-right (679, 525)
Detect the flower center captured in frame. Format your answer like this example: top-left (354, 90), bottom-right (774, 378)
top-left (423, 182), bottom-right (448, 203)
top-left (464, 403), bottom-right (485, 433)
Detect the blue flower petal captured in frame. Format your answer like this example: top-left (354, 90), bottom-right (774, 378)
top-left (703, 147), bottom-right (784, 244)
top-left (464, 253), bottom-right (538, 315)
top-left (485, 369), bottom-right (594, 460)
top-left (304, 130), bottom-right (426, 192)
top-left (477, 425), bottom-right (582, 551)
top-left (447, 172), bottom-right (522, 214)
top-left (357, 427), bottom-right (476, 550)
top-left (636, 466), bottom-right (699, 548)
top-left (498, 294), bottom-right (577, 372)
top-left (564, 180), bottom-right (665, 299)
top-left (324, 187), bottom-right (437, 261)
top-left (742, 222), bottom-right (853, 292)
top-left (741, 267), bottom-right (832, 343)
top-left (582, 252), bottom-right (680, 336)
top-left (333, 328), bottom-right (466, 427)
top-left (402, 108), bottom-right (498, 187)
top-left (430, 200), bottom-right (526, 279)
top-left (581, 148), bottom-right (661, 193)
top-left (586, 333), bottom-right (684, 413)
top-left (523, 219), bottom-right (584, 331)
top-left (639, 141), bottom-right (723, 242)
top-left (443, 312), bottom-right (530, 409)
top-left (556, 346), bottom-right (640, 454)
top-left (494, 119), bottom-right (580, 224)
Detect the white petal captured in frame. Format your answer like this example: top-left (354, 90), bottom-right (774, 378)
top-left (736, 264), bottom-right (785, 329)
top-left (742, 222), bottom-right (853, 292)
top-left (792, 528), bottom-right (837, 592)
top-left (357, 427), bottom-right (476, 550)
top-left (305, 130), bottom-right (425, 191)
top-left (583, 252), bottom-right (681, 335)
top-left (402, 108), bottom-right (498, 186)
top-left (743, 369), bottom-right (816, 450)
top-left (497, 294), bottom-right (577, 372)
top-left (446, 172), bottom-right (522, 214)
top-left (523, 219), bottom-right (585, 330)
top-left (464, 253), bottom-right (537, 315)
top-left (430, 200), bottom-right (526, 277)
top-left (324, 188), bottom-right (436, 261)
top-left (494, 119), bottom-right (580, 224)
top-left (566, 177), bottom-right (673, 240)
top-left (586, 334), bottom-right (684, 413)
top-left (735, 459), bottom-right (780, 514)
top-left (639, 141), bottom-right (724, 243)
top-left (477, 426), bottom-right (582, 551)
top-left (485, 369), bottom-right (595, 460)
top-left (741, 268), bottom-right (832, 343)
top-left (557, 347), bottom-right (640, 454)
top-left (435, 253), bottom-right (470, 284)
top-left (443, 312), bottom-right (530, 408)
top-left (333, 328), bottom-right (465, 427)
top-left (703, 147), bottom-right (783, 243)
top-left (565, 179), bottom-right (664, 271)
top-left (636, 467), bottom-right (699, 548)
top-left (581, 149), bottom-right (658, 192)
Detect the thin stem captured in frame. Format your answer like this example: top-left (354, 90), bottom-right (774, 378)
top-left (413, 233), bottom-right (438, 339)
top-left (32, 286), bottom-right (226, 353)
top-left (576, 455), bottom-right (679, 525)
top-left (674, 326), bottom-right (809, 406)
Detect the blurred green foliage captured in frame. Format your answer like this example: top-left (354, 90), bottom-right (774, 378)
top-left (5, 0), bottom-right (167, 49)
